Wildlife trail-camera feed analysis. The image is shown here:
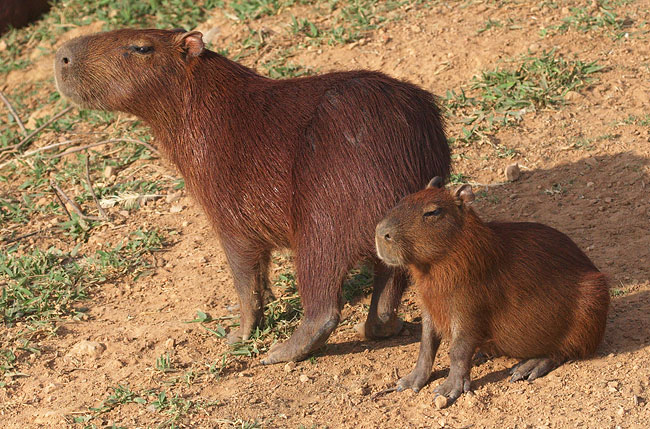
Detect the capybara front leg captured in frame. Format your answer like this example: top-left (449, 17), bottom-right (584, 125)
top-left (356, 262), bottom-right (406, 339)
top-left (397, 307), bottom-right (441, 392)
top-left (433, 334), bottom-right (475, 406)
top-left (222, 243), bottom-right (270, 344)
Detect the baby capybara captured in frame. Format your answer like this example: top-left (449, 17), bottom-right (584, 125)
top-left (54, 29), bottom-right (451, 364)
top-left (375, 177), bottom-right (609, 405)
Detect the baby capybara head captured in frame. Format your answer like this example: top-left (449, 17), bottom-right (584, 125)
top-left (55, 28), bottom-right (204, 112)
top-left (375, 177), bottom-right (475, 267)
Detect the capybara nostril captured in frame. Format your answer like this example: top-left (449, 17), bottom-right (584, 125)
top-left (384, 232), bottom-right (392, 242)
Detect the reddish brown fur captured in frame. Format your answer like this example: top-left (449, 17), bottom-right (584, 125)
top-left (54, 29), bottom-right (451, 363)
top-left (0, 0), bottom-right (50, 33)
top-left (376, 182), bottom-right (609, 399)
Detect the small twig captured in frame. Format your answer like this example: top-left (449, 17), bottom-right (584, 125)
top-left (0, 90), bottom-right (27, 136)
top-left (1, 229), bottom-right (42, 244)
top-left (467, 181), bottom-right (509, 188)
top-left (50, 178), bottom-right (103, 221)
top-left (0, 137), bottom-right (159, 170)
top-left (51, 180), bottom-right (73, 220)
top-left (84, 155), bottom-right (109, 220)
top-left (371, 386), bottom-right (398, 400)
top-left (11, 106), bottom-right (73, 152)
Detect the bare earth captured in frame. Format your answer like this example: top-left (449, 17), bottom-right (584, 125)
top-left (1, 1), bottom-right (649, 428)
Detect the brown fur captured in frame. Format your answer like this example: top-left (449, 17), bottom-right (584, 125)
top-left (0, 0), bottom-right (50, 33)
top-left (376, 180), bottom-right (609, 400)
top-left (54, 29), bottom-right (451, 363)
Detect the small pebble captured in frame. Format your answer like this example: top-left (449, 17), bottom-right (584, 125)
top-left (164, 338), bottom-right (175, 349)
top-left (299, 374), bottom-right (310, 383)
top-left (166, 191), bottom-right (182, 203)
top-left (434, 395), bottom-right (449, 409)
top-left (505, 163), bottom-right (521, 181)
top-left (284, 362), bottom-right (295, 373)
top-left (103, 165), bottom-right (116, 179)
top-left (170, 204), bottom-right (184, 213)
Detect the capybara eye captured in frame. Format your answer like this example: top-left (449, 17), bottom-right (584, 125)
top-left (423, 208), bottom-right (442, 218)
top-left (131, 45), bottom-right (154, 54)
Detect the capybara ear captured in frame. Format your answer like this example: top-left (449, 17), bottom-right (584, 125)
top-left (426, 176), bottom-right (444, 189)
top-left (176, 31), bottom-right (204, 58)
top-left (453, 184), bottom-right (475, 206)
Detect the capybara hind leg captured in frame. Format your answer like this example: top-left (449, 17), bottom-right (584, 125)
top-left (261, 312), bottom-right (340, 364)
top-left (222, 243), bottom-right (270, 344)
top-left (397, 307), bottom-right (441, 392)
top-left (356, 263), bottom-right (406, 339)
top-left (261, 251), bottom-right (344, 364)
top-left (509, 358), bottom-right (558, 382)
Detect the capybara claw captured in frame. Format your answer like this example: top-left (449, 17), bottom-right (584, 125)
top-left (434, 376), bottom-right (471, 401)
top-left (226, 327), bottom-right (248, 345)
top-left (509, 358), bottom-right (556, 383)
top-left (396, 372), bottom-right (428, 393)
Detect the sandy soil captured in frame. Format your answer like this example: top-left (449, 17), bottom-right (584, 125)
top-left (1, 0), bottom-right (649, 427)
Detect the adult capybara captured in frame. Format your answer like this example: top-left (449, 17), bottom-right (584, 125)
top-left (0, 0), bottom-right (51, 34)
top-left (54, 29), bottom-right (451, 364)
top-left (375, 177), bottom-right (609, 405)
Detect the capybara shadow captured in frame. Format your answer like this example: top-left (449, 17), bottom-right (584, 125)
top-left (601, 289), bottom-right (650, 355)
top-left (54, 28), bottom-right (451, 365)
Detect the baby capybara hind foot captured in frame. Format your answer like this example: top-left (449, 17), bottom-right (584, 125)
top-left (509, 358), bottom-right (559, 383)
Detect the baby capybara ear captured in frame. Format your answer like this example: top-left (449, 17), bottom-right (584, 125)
top-left (453, 184), bottom-right (475, 206)
top-left (426, 176), bottom-right (444, 189)
top-left (175, 30), bottom-right (204, 58)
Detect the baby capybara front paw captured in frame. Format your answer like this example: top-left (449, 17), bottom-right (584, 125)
top-left (433, 373), bottom-right (471, 402)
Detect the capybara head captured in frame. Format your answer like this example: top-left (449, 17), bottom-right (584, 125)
top-left (375, 177), bottom-right (475, 267)
top-left (54, 28), bottom-right (204, 113)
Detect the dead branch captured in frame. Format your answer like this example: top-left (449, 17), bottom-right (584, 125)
top-left (0, 137), bottom-right (159, 170)
top-left (50, 178), bottom-right (103, 222)
top-left (0, 90), bottom-right (27, 136)
top-left (84, 155), bottom-right (109, 220)
top-left (5, 106), bottom-right (74, 153)
top-left (48, 138), bottom-right (160, 159)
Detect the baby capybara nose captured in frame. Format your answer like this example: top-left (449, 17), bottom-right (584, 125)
top-left (56, 45), bottom-right (73, 67)
top-left (376, 222), bottom-right (393, 243)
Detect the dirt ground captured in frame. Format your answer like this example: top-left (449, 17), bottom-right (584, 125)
top-left (1, 0), bottom-right (649, 428)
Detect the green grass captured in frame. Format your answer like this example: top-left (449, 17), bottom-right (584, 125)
top-left (0, 229), bottom-right (166, 326)
top-left (445, 50), bottom-right (603, 145)
top-left (71, 383), bottom-right (220, 427)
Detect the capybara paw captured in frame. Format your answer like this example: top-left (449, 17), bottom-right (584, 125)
top-left (355, 316), bottom-right (404, 340)
top-left (509, 358), bottom-right (556, 382)
top-left (260, 342), bottom-right (308, 365)
top-left (433, 375), bottom-right (471, 402)
top-left (396, 370), bottom-right (430, 393)
top-left (226, 327), bottom-right (249, 344)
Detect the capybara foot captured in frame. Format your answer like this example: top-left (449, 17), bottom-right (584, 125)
top-left (433, 374), bottom-right (471, 403)
top-left (509, 358), bottom-right (557, 382)
top-left (227, 326), bottom-right (250, 344)
top-left (261, 315), bottom-right (339, 364)
top-left (354, 315), bottom-right (403, 340)
top-left (396, 368), bottom-right (431, 393)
